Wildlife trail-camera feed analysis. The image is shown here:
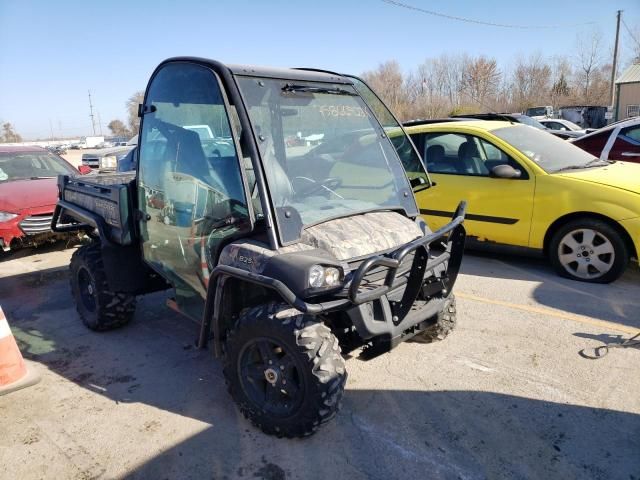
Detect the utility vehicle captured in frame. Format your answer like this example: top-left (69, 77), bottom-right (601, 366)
top-left (53, 57), bottom-right (466, 437)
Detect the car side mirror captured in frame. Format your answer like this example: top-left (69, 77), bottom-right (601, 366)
top-left (78, 165), bottom-right (92, 175)
top-left (491, 164), bottom-right (521, 179)
top-left (409, 176), bottom-right (427, 188)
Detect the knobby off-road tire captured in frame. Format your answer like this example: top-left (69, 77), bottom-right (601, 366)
top-left (69, 244), bottom-right (137, 331)
top-left (412, 294), bottom-right (457, 343)
top-left (549, 218), bottom-right (629, 284)
top-left (223, 303), bottom-right (347, 438)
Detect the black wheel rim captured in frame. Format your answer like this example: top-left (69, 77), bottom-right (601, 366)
top-left (237, 337), bottom-right (304, 417)
top-left (77, 267), bottom-right (97, 312)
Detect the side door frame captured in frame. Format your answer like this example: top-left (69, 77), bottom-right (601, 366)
top-left (137, 58), bottom-right (279, 252)
top-left (416, 126), bottom-right (539, 246)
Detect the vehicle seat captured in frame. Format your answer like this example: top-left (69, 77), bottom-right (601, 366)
top-left (267, 157), bottom-right (293, 207)
top-left (425, 144), bottom-right (453, 173)
top-left (260, 133), bottom-right (293, 207)
top-left (457, 141), bottom-right (485, 174)
top-left (174, 128), bottom-right (224, 190)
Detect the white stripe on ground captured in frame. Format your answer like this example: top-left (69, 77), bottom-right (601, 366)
top-left (457, 292), bottom-right (638, 335)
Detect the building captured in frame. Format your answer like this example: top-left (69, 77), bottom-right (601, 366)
top-left (614, 63), bottom-right (640, 121)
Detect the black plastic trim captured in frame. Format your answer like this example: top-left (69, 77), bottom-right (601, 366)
top-left (201, 202), bottom-right (467, 356)
top-left (420, 208), bottom-right (518, 225)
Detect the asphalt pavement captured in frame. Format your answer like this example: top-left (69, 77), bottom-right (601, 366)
top-left (0, 244), bottom-right (638, 480)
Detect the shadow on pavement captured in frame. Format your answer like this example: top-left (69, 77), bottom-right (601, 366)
top-left (2, 266), bottom-right (639, 479)
top-left (0, 237), bottom-right (83, 264)
top-left (459, 250), bottom-right (640, 330)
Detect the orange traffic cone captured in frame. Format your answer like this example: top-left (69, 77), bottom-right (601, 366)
top-left (0, 306), bottom-right (40, 396)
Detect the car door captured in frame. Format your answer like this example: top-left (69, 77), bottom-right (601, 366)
top-left (606, 124), bottom-right (640, 162)
top-left (571, 129), bottom-right (612, 158)
top-left (138, 61), bottom-right (251, 319)
top-left (412, 131), bottom-right (535, 248)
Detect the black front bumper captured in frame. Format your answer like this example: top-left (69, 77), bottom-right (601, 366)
top-left (202, 202), bottom-right (466, 353)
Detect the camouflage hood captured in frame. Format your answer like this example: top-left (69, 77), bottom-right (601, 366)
top-left (294, 211), bottom-right (422, 261)
top-left (218, 212), bottom-right (423, 275)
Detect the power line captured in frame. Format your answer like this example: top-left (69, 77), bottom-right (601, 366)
top-left (380, 0), bottom-right (595, 30)
top-left (621, 18), bottom-right (640, 49)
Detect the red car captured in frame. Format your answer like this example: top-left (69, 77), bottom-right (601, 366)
top-left (0, 146), bottom-right (87, 252)
top-left (570, 117), bottom-right (640, 162)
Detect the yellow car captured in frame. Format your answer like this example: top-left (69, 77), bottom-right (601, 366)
top-left (405, 121), bottom-right (640, 283)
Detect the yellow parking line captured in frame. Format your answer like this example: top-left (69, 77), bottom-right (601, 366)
top-left (456, 292), bottom-right (639, 335)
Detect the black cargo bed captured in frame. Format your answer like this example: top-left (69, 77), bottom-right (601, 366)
top-left (53, 173), bottom-right (137, 245)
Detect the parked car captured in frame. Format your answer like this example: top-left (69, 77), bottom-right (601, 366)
top-left (558, 105), bottom-right (607, 129)
top-left (82, 143), bottom-right (136, 172)
top-left (570, 117), bottom-right (640, 163)
top-left (451, 113), bottom-right (583, 140)
top-left (525, 105), bottom-right (554, 119)
top-left (0, 146), bottom-right (87, 252)
top-left (539, 118), bottom-right (587, 135)
top-left (406, 120), bottom-right (640, 283)
top-left (117, 146), bottom-right (137, 172)
top-left (403, 118), bottom-right (477, 127)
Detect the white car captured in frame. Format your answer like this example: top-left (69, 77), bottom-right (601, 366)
top-left (539, 118), bottom-right (587, 135)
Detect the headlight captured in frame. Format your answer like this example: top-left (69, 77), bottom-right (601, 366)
top-left (309, 265), bottom-right (343, 288)
top-left (0, 211), bottom-right (18, 223)
top-left (100, 155), bottom-right (117, 168)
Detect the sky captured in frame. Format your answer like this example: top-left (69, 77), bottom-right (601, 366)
top-left (1, 0), bottom-right (639, 139)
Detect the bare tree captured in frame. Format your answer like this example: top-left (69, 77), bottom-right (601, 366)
top-left (0, 122), bottom-right (22, 143)
top-left (126, 91), bottom-right (145, 135)
top-left (511, 53), bottom-right (552, 111)
top-left (461, 56), bottom-right (501, 110)
top-left (549, 55), bottom-right (572, 107)
top-left (575, 29), bottom-right (604, 101)
top-left (408, 60), bottom-right (450, 119)
top-left (362, 61), bottom-right (410, 119)
top-left (107, 119), bottom-right (130, 137)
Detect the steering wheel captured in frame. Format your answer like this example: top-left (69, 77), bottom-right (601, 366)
top-left (294, 176), bottom-right (343, 197)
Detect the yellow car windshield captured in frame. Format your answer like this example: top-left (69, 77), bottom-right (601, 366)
top-left (492, 125), bottom-right (600, 173)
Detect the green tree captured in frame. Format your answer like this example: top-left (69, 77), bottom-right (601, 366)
top-left (0, 122), bottom-right (23, 143)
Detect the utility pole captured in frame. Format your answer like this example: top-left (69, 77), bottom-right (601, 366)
top-left (97, 111), bottom-right (103, 136)
top-left (88, 90), bottom-right (96, 135)
top-left (49, 119), bottom-right (54, 142)
top-left (609, 10), bottom-right (622, 119)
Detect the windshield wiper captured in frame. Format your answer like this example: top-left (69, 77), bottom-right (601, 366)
top-left (282, 84), bottom-right (357, 96)
top-left (554, 158), bottom-right (610, 172)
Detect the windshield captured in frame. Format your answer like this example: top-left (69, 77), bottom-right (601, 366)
top-left (517, 115), bottom-right (546, 130)
top-left (237, 76), bottom-right (417, 244)
top-left (0, 151), bottom-right (75, 182)
top-left (560, 120), bottom-right (582, 131)
top-left (347, 76), bottom-right (431, 192)
top-left (491, 125), bottom-right (600, 173)
top-left (525, 107), bottom-right (547, 117)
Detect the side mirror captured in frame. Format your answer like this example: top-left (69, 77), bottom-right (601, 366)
top-left (78, 165), bottom-right (92, 175)
top-left (491, 164), bottom-right (521, 179)
top-left (409, 176), bottom-right (427, 188)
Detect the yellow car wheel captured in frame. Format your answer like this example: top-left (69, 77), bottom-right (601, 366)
top-left (549, 218), bottom-right (629, 283)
